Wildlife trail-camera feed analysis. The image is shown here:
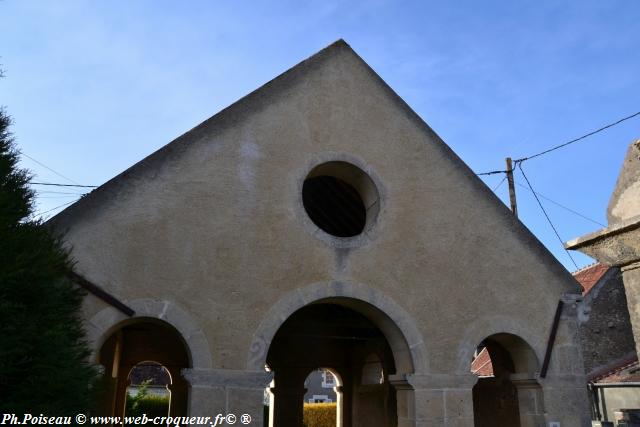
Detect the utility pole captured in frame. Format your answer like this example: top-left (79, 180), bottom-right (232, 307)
top-left (505, 157), bottom-right (518, 217)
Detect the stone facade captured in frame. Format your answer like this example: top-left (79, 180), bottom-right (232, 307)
top-left (567, 140), bottom-right (640, 363)
top-left (576, 266), bottom-right (636, 378)
top-left (52, 40), bottom-right (589, 426)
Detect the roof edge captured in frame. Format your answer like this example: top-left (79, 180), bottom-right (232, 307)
top-left (342, 45), bottom-right (582, 293)
top-left (48, 39), bottom-right (351, 230)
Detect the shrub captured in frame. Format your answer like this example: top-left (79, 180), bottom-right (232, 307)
top-left (125, 380), bottom-right (170, 417)
top-left (126, 394), bottom-right (169, 417)
top-left (303, 403), bottom-right (336, 427)
top-left (0, 106), bottom-right (98, 414)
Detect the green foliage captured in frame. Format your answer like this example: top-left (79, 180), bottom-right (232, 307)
top-left (0, 107), bottom-right (98, 414)
top-left (125, 381), bottom-right (170, 417)
top-left (0, 110), bottom-right (33, 224)
top-left (303, 403), bottom-right (337, 427)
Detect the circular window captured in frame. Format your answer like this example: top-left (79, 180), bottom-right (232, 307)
top-left (302, 161), bottom-right (379, 238)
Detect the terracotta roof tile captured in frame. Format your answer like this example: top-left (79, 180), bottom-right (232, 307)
top-left (471, 348), bottom-right (494, 377)
top-left (592, 357), bottom-right (640, 383)
top-left (572, 263), bottom-right (609, 295)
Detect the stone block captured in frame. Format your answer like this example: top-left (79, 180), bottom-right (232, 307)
top-left (444, 416), bottom-right (474, 427)
top-left (414, 389), bottom-right (444, 420)
top-left (189, 385), bottom-right (225, 417)
top-left (226, 387), bottom-right (265, 422)
top-left (444, 389), bottom-right (473, 419)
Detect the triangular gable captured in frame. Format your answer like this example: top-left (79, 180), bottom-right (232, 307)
top-left (50, 39), bottom-right (580, 293)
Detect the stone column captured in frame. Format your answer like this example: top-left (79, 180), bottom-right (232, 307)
top-left (510, 377), bottom-right (545, 427)
top-left (166, 365), bottom-right (189, 417)
top-left (270, 369), bottom-right (307, 427)
top-left (390, 373), bottom-right (476, 427)
top-left (621, 263), bottom-right (640, 357)
top-left (334, 385), bottom-right (344, 427)
top-left (539, 374), bottom-right (591, 427)
top-left (182, 369), bottom-right (272, 426)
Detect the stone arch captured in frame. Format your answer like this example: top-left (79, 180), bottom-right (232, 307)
top-left (86, 298), bottom-right (212, 370)
top-left (455, 314), bottom-right (543, 375)
top-left (246, 280), bottom-right (427, 375)
top-left (467, 328), bottom-right (546, 427)
top-left (97, 317), bottom-right (190, 418)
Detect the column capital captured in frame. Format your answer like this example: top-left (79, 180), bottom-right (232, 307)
top-left (181, 368), bottom-right (272, 388)
top-left (389, 373), bottom-right (477, 390)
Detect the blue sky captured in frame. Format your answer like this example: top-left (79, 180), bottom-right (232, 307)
top-left (1, 1), bottom-right (639, 271)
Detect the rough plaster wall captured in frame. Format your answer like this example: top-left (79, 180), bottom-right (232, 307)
top-left (608, 140), bottom-right (640, 224)
top-left (579, 269), bottom-right (636, 375)
top-left (53, 42), bottom-right (581, 376)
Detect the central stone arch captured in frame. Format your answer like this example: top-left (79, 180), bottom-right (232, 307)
top-left (247, 281), bottom-right (427, 427)
top-left (246, 280), bottom-right (428, 374)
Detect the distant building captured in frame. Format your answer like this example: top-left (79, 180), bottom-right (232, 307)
top-left (469, 262), bottom-right (640, 424)
top-left (576, 264), bottom-right (636, 378)
top-left (575, 263), bottom-right (640, 424)
top-left (567, 140), bottom-right (640, 360)
top-left (566, 139), bottom-right (640, 425)
top-left (304, 370), bottom-right (337, 403)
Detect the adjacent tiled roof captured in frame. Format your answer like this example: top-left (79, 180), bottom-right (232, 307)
top-left (573, 263), bottom-right (609, 295)
top-left (471, 348), bottom-right (494, 377)
top-left (468, 264), bottom-right (609, 379)
top-left (591, 357), bottom-right (640, 383)
top-left (468, 265), bottom-right (620, 381)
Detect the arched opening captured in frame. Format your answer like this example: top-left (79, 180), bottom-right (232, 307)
top-left (97, 318), bottom-right (190, 418)
top-left (301, 369), bottom-right (342, 427)
top-left (125, 362), bottom-right (172, 417)
top-left (265, 301), bottom-right (402, 427)
top-left (470, 333), bottom-right (544, 427)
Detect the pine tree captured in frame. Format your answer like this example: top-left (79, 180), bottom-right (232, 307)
top-left (0, 107), bottom-right (98, 414)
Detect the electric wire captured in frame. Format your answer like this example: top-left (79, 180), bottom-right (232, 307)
top-left (515, 182), bottom-right (605, 227)
top-left (477, 169), bottom-right (508, 176)
top-left (35, 199), bottom-right (79, 217)
top-left (31, 182), bottom-right (97, 188)
top-left (493, 176), bottom-right (507, 192)
top-left (517, 163), bottom-right (579, 270)
top-left (20, 152), bottom-right (82, 185)
top-left (514, 111), bottom-right (640, 163)
top-left (37, 195), bottom-right (84, 199)
top-left (475, 110), bottom-right (640, 176)
top-left (36, 190), bottom-right (86, 195)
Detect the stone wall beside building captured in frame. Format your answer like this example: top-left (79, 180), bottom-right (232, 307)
top-left (577, 264), bottom-right (637, 378)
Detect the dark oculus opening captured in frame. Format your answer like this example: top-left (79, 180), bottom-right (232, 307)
top-left (302, 175), bottom-right (366, 237)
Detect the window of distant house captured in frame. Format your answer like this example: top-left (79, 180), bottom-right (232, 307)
top-left (322, 370), bottom-right (336, 388)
